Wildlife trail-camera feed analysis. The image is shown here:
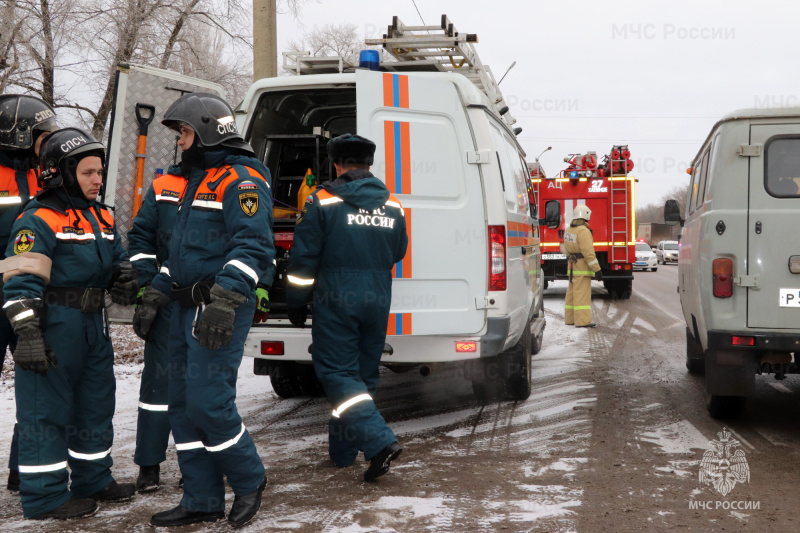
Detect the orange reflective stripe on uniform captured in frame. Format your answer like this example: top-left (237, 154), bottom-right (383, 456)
top-left (0, 165), bottom-right (38, 201)
top-left (192, 165), bottom-right (267, 210)
top-left (152, 174), bottom-right (186, 204)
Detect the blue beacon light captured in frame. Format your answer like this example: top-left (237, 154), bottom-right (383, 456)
top-left (359, 50), bottom-right (380, 71)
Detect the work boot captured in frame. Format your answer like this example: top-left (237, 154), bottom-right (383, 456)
top-left (33, 497), bottom-right (97, 520)
top-left (364, 442), bottom-right (402, 482)
top-left (227, 476), bottom-right (267, 528)
top-left (90, 480), bottom-right (136, 502)
top-left (135, 465), bottom-right (160, 493)
top-left (7, 468), bottom-right (19, 492)
top-left (576, 323), bottom-right (597, 328)
top-left (151, 505), bottom-right (224, 527)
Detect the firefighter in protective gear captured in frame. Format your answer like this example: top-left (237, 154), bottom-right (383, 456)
top-left (3, 128), bottom-right (138, 520)
top-left (563, 204), bottom-right (601, 328)
top-left (286, 133), bottom-right (408, 482)
top-left (139, 93), bottom-right (274, 529)
top-left (0, 94), bottom-right (57, 492)
top-left (127, 163), bottom-right (185, 493)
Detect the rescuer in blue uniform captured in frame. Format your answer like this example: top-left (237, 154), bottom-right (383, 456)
top-left (133, 93), bottom-right (275, 528)
top-left (3, 128), bottom-right (139, 519)
top-left (285, 133), bottom-right (408, 482)
top-left (0, 94), bottom-right (57, 493)
top-left (127, 163), bottom-right (185, 493)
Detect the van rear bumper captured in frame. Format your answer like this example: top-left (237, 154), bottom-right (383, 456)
top-left (707, 329), bottom-right (800, 352)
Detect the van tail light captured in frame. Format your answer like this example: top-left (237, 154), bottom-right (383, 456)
top-left (489, 225), bottom-right (507, 291)
top-left (712, 258), bottom-right (733, 298)
top-left (275, 232), bottom-right (293, 251)
top-left (732, 336), bottom-right (755, 346)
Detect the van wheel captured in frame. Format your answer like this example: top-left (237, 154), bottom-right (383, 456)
top-left (685, 327), bottom-right (705, 375)
top-left (297, 372), bottom-right (326, 397)
top-left (543, 279), bottom-right (549, 290)
top-left (503, 319), bottom-right (533, 401)
top-left (531, 299), bottom-right (545, 356)
top-left (270, 375), bottom-right (302, 398)
top-left (471, 360), bottom-right (505, 403)
top-left (707, 395), bottom-right (747, 419)
top-left (651, 267), bottom-right (658, 272)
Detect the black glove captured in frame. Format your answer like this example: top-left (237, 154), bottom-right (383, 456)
top-left (132, 286), bottom-right (171, 340)
top-left (5, 299), bottom-right (56, 375)
top-left (109, 261), bottom-right (140, 305)
top-left (288, 306), bottom-right (308, 328)
top-left (196, 284), bottom-right (247, 350)
top-left (594, 270), bottom-right (603, 281)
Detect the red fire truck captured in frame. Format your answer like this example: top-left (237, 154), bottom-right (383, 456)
top-left (531, 145), bottom-right (636, 299)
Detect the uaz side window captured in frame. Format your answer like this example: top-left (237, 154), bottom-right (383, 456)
top-left (765, 137), bottom-right (800, 198)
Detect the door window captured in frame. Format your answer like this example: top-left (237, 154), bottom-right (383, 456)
top-left (765, 136), bottom-right (800, 197)
top-left (695, 150), bottom-right (710, 209)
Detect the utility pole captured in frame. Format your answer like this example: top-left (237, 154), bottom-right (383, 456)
top-left (253, 0), bottom-right (278, 80)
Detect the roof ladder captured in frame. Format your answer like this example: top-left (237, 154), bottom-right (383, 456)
top-left (365, 14), bottom-right (516, 128)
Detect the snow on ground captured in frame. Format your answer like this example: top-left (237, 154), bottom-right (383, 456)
top-left (0, 292), bottom-right (599, 530)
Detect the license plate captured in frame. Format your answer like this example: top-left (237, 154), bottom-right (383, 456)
top-left (779, 289), bottom-right (800, 307)
top-left (542, 253), bottom-right (566, 260)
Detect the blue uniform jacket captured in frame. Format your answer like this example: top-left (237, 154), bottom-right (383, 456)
top-left (0, 150), bottom-right (39, 261)
top-left (3, 189), bottom-right (127, 300)
top-left (149, 150), bottom-right (275, 298)
top-left (285, 169), bottom-right (408, 308)
top-left (127, 164), bottom-right (184, 286)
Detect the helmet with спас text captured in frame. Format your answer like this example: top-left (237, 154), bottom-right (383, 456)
top-left (161, 92), bottom-right (253, 155)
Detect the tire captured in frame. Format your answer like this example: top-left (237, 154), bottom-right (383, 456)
top-left (707, 395), bottom-right (747, 419)
top-left (685, 327), bottom-right (705, 375)
top-left (543, 279), bottom-right (550, 290)
top-left (270, 375), bottom-right (302, 398)
top-left (297, 372), bottom-right (326, 397)
top-left (531, 298), bottom-right (545, 356)
top-left (651, 267), bottom-right (658, 272)
top-left (471, 359), bottom-right (505, 403)
top-left (608, 279), bottom-right (632, 299)
top-left (503, 319), bottom-right (533, 401)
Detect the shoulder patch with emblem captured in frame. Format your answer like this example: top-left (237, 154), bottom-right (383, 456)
top-left (238, 180), bottom-right (258, 190)
top-left (14, 229), bottom-right (35, 254)
top-left (239, 192), bottom-right (259, 216)
top-left (306, 195), bottom-right (314, 204)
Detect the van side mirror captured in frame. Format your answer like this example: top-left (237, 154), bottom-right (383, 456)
top-left (664, 199), bottom-right (684, 227)
top-left (538, 200), bottom-right (561, 229)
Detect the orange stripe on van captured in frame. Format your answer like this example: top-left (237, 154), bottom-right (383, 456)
top-left (387, 314), bottom-right (396, 335)
top-left (400, 122), bottom-right (411, 194)
top-left (384, 121), bottom-right (396, 193)
top-left (398, 75), bottom-right (409, 108)
top-left (383, 72), bottom-right (394, 107)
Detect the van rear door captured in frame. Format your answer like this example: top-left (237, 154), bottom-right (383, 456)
top-left (748, 123), bottom-right (800, 328)
top-left (356, 70), bottom-right (487, 336)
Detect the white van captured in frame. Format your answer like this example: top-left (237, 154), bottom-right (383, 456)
top-left (240, 16), bottom-right (545, 402)
top-left (665, 106), bottom-right (800, 418)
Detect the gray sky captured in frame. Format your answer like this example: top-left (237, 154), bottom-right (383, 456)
top-left (276, 0), bottom-right (800, 207)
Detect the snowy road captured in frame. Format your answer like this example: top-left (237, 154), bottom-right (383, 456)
top-left (1, 266), bottom-right (799, 531)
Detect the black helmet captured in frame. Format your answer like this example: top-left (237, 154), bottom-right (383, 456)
top-left (162, 92), bottom-right (253, 155)
top-left (37, 128), bottom-right (105, 189)
top-left (0, 94), bottom-right (58, 150)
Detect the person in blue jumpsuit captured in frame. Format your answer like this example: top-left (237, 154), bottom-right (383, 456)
top-left (127, 163), bottom-right (185, 492)
top-left (286, 133), bottom-right (408, 482)
top-left (133, 93), bottom-right (275, 528)
top-left (0, 94), bottom-right (57, 492)
top-left (3, 128), bottom-right (139, 519)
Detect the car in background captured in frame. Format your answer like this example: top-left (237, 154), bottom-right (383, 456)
top-left (633, 242), bottom-right (657, 271)
top-left (655, 240), bottom-right (679, 264)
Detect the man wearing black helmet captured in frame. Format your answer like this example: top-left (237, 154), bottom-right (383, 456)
top-left (0, 94), bottom-right (57, 492)
top-left (133, 93), bottom-right (275, 528)
top-left (3, 128), bottom-right (139, 520)
top-left (285, 133), bottom-right (408, 482)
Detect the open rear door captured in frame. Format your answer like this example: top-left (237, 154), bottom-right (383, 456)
top-left (356, 70), bottom-right (487, 336)
top-left (747, 123), bottom-right (800, 328)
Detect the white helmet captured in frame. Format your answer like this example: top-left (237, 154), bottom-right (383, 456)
top-left (573, 204), bottom-right (592, 221)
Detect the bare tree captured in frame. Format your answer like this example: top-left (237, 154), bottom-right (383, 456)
top-left (636, 183), bottom-right (690, 223)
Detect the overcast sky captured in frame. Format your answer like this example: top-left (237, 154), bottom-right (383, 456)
top-left (276, 0), bottom-right (800, 206)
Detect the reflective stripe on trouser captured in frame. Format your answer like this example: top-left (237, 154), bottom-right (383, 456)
top-left (564, 275), bottom-right (593, 326)
top-left (134, 303), bottom-right (173, 466)
top-left (168, 300), bottom-right (265, 513)
top-left (311, 272), bottom-right (396, 465)
top-left (15, 307), bottom-right (115, 518)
